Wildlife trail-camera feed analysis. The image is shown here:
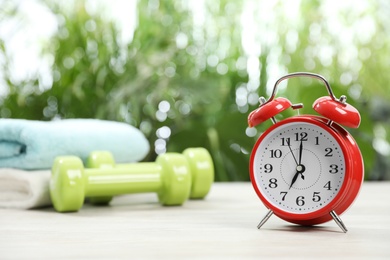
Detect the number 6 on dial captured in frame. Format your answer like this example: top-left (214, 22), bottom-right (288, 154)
top-left (248, 72), bottom-right (364, 233)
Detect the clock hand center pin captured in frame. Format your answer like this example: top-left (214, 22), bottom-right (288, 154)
top-left (289, 164), bottom-right (306, 189)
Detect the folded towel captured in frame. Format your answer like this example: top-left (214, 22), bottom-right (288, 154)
top-left (0, 119), bottom-right (150, 170)
top-left (0, 168), bottom-right (51, 209)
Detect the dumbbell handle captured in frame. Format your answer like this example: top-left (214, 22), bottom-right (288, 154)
top-left (84, 163), bottom-right (163, 197)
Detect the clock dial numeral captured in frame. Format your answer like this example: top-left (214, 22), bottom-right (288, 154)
top-left (270, 149), bottom-right (282, 158)
top-left (280, 191), bottom-right (288, 201)
top-left (315, 136), bottom-right (320, 145)
top-left (281, 137), bottom-right (291, 146)
top-left (325, 148), bottom-right (333, 157)
top-left (296, 196), bottom-right (305, 206)
top-left (312, 192), bottom-right (321, 202)
top-left (269, 178), bottom-right (278, 188)
top-left (264, 164), bottom-right (273, 173)
top-left (280, 191), bottom-right (287, 201)
top-left (295, 132), bottom-right (308, 141)
top-left (324, 181), bottom-right (332, 190)
top-left (329, 164), bottom-right (339, 174)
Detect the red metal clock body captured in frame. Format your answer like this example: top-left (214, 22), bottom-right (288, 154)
top-left (248, 72), bottom-right (364, 232)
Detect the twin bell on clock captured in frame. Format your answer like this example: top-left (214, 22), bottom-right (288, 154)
top-left (247, 72), bottom-right (364, 233)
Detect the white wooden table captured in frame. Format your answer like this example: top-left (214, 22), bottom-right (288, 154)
top-left (1, 182), bottom-right (389, 259)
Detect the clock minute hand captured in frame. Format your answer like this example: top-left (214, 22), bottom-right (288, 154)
top-left (298, 139), bottom-right (303, 165)
top-left (287, 143), bottom-right (298, 166)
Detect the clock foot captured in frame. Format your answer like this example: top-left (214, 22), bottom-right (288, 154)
top-left (330, 210), bottom-right (348, 233)
top-left (257, 210), bottom-right (274, 229)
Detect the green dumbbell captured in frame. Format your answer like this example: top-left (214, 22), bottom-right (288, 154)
top-left (87, 147), bottom-right (213, 205)
top-left (50, 148), bottom-right (214, 212)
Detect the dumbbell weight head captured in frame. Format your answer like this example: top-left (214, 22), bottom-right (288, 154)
top-left (50, 156), bottom-right (85, 212)
top-left (86, 151), bottom-right (115, 205)
top-left (156, 153), bottom-right (192, 205)
top-left (183, 148), bottom-right (214, 199)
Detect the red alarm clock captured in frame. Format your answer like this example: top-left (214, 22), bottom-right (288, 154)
top-left (248, 72), bottom-right (364, 232)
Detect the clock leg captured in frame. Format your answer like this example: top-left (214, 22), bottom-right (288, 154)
top-left (330, 210), bottom-right (348, 233)
top-left (257, 210), bottom-right (274, 229)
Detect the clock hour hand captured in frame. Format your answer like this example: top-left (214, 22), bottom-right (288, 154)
top-left (289, 171), bottom-right (300, 190)
top-left (289, 165), bottom-right (305, 189)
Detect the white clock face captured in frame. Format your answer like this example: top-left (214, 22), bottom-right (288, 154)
top-left (252, 121), bottom-right (345, 214)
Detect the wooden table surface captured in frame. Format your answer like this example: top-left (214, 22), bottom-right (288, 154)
top-left (1, 182), bottom-right (389, 259)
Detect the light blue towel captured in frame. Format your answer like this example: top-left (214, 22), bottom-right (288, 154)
top-left (0, 119), bottom-right (150, 170)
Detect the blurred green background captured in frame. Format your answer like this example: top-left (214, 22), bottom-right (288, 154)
top-left (1, 0), bottom-right (389, 181)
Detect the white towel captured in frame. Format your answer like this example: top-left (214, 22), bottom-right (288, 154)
top-left (0, 169), bottom-right (51, 209)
